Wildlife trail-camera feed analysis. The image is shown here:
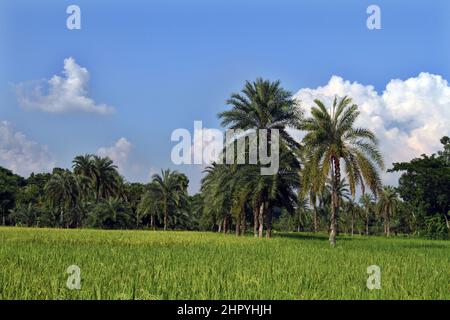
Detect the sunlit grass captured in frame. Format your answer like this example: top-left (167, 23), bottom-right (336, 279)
top-left (0, 227), bottom-right (449, 299)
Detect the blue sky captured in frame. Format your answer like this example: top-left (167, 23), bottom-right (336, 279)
top-left (1, 0), bottom-right (449, 193)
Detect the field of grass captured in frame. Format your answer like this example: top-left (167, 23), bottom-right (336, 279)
top-left (0, 227), bottom-right (449, 300)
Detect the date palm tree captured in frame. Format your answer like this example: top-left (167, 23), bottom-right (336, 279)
top-left (360, 193), bottom-right (375, 235)
top-left (377, 186), bottom-right (399, 236)
top-left (91, 155), bottom-right (119, 201)
top-left (45, 170), bottom-right (79, 227)
top-left (150, 169), bottom-right (188, 231)
top-left (300, 96), bottom-right (384, 246)
top-left (217, 78), bottom-right (302, 237)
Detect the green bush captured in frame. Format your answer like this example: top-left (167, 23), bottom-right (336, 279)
top-left (423, 216), bottom-right (449, 240)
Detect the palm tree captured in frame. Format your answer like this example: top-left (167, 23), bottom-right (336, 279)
top-left (360, 193), bottom-right (375, 235)
top-left (91, 156), bottom-right (119, 201)
top-left (217, 78), bottom-right (302, 238)
top-left (45, 170), bottom-right (79, 227)
top-left (150, 169), bottom-right (188, 231)
top-left (300, 96), bottom-right (384, 246)
top-left (137, 188), bottom-right (160, 229)
top-left (377, 186), bottom-right (399, 236)
top-left (73, 154), bottom-right (94, 177)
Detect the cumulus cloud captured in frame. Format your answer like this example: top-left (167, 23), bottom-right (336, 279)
top-left (16, 57), bottom-right (114, 115)
top-left (96, 137), bottom-right (132, 174)
top-left (294, 72), bottom-right (450, 185)
top-left (0, 121), bottom-right (55, 176)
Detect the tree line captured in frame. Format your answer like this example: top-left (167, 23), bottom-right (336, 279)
top-left (1, 78), bottom-right (449, 244)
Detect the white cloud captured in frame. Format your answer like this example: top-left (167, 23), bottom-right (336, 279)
top-left (294, 72), bottom-right (450, 185)
top-left (0, 121), bottom-right (55, 176)
top-left (96, 137), bottom-right (132, 174)
top-left (16, 57), bottom-right (114, 115)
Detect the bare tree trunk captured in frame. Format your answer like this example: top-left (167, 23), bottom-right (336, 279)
top-left (258, 203), bottom-right (264, 238)
top-left (313, 205), bottom-right (318, 233)
top-left (365, 212), bottom-right (369, 235)
top-left (253, 206), bottom-right (259, 237)
top-left (351, 211), bottom-right (355, 236)
top-left (241, 209), bottom-right (246, 236)
top-left (218, 220), bottom-right (222, 233)
top-left (329, 157), bottom-right (340, 247)
top-left (236, 212), bottom-right (241, 236)
top-left (265, 202), bottom-right (272, 238)
top-left (223, 217), bottom-right (228, 234)
top-left (444, 214), bottom-right (449, 229)
top-left (163, 199), bottom-right (168, 231)
top-left (386, 211), bottom-right (391, 237)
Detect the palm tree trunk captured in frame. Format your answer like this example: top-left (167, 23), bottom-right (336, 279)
top-left (258, 202), bottom-right (264, 238)
top-left (265, 202), bottom-right (272, 238)
top-left (241, 209), bottom-right (246, 236)
top-left (386, 211), bottom-right (391, 237)
top-left (223, 217), bottom-right (228, 234)
top-left (236, 212), bottom-right (241, 236)
top-left (163, 199), bottom-right (168, 231)
top-left (313, 204), bottom-right (318, 233)
top-left (329, 157), bottom-right (340, 246)
top-left (351, 211), bottom-right (354, 235)
top-left (365, 211), bottom-right (369, 235)
top-left (253, 206), bottom-right (259, 237)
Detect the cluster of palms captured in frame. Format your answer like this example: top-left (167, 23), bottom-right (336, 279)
top-left (43, 155), bottom-right (189, 230)
top-left (199, 78), bottom-right (393, 245)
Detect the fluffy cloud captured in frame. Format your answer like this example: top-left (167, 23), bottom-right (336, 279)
top-left (294, 72), bottom-right (450, 185)
top-left (0, 121), bottom-right (55, 176)
top-left (16, 57), bottom-right (114, 115)
top-left (96, 137), bottom-right (132, 174)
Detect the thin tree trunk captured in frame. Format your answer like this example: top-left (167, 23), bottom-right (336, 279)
top-left (329, 157), bottom-right (340, 247)
top-left (365, 212), bottom-right (369, 235)
top-left (265, 202), bottom-right (272, 238)
top-left (253, 206), bottom-right (259, 237)
top-left (444, 214), bottom-right (449, 229)
top-left (351, 210), bottom-right (355, 236)
top-left (241, 209), bottom-right (246, 236)
top-left (236, 212), bottom-right (241, 236)
top-left (313, 204), bottom-right (318, 233)
top-left (386, 211), bottom-right (391, 237)
top-left (223, 217), bottom-right (228, 234)
top-left (258, 202), bottom-right (264, 238)
top-left (218, 220), bottom-right (222, 233)
top-left (163, 199), bottom-right (168, 231)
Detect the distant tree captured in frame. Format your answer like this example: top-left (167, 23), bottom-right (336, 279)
top-left (376, 186), bottom-right (399, 236)
top-left (150, 169), bottom-right (189, 231)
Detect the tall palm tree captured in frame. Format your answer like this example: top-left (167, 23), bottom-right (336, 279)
top-left (137, 188), bottom-right (160, 229)
top-left (91, 156), bottom-right (119, 201)
top-left (73, 154), bottom-right (94, 177)
top-left (377, 186), bottom-right (399, 236)
top-left (150, 169), bottom-right (188, 231)
top-left (45, 171), bottom-right (79, 227)
top-left (217, 78), bottom-right (302, 237)
top-left (360, 193), bottom-right (375, 235)
top-left (300, 96), bottom-right (384, 246)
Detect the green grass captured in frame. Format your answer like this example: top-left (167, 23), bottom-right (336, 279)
top-left (0, 227), bottom-right (449, 300)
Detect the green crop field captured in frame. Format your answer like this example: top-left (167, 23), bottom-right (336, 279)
top-left (0, 227), bottom-right (449, 300)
